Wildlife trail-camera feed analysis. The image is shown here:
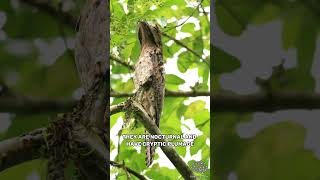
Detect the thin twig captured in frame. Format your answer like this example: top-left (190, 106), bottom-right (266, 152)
top-left (110, 161), bottom-right (147, 180)
top-left (123, 160), bottom-right (132, 180)
top-left (200, 2), bottom-right (210, 25)
top-left (162, 32), bottom-right (209, 65)
top-left (110, 55), bottom-right (135, 70)
top-left (163, 0), bottom-right (204, 32)
top-left (110, 102), bottom-right (126, 115)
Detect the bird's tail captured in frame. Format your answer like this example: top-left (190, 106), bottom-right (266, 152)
top-left (145, 130), bottom-right (156, 167)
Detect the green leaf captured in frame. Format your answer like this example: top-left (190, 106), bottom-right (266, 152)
top-left (296, 12), bottom-right (317, 73)
top-left (181, 23), bottom-right (196, 33)
top-left (252, 3), bottom-right (280, 24)
top-left (175, 146), bottom-right (187, 157)
top-left (110, 139), bottom-right (115, 152)
top-left (198, 60), bottom-right (209, 86)
top-left (237, 122), bottom-right (320, 180)
top-left (165, 74), bottom-right (185, 85)
top-left (215, 4), bottom-right (245, 36)
top-left (130, 40), bottom-right (141, 63)
top-left (145, 164), bottom-right (181, 180)
top-left (202, 142), bottom-right (210, 160)
top-left (200, 121), bottom-right (210, 138)
top-left (0, 159), bottom-right (47, 180)
top-left (128, 0), bottom-right (135, 7)
top-left (212, 46), bottom-right (241, 75)
top-left (177, 104), bottom-right (187, 118)
top-left (184, 100), bottom-right (209, 125)
top-left (161, 98), bottom-right (185, 131)
top-left (213, 113), bottom-right (250, 179)
top-left (177, 51), bottom-right (194, 73)
top-left (121, 37), bottom-right (137, 60)
top-left (190, 135), bottom-right (207, 155)
top-left (282, 68), bottom-right (315, 91)
top-left (111, 63), bottom-right (130, 74)
top-left (216, 0), bottom-right (262, 36)
top-left (110, 112), bottom-right (122, 129)
top-left (193, 33), bottom-right (204, 57)
top-left (282, 7), bottom-right (303, 50)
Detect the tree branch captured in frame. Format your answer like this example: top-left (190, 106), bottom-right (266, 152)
top-left (0, 90), bottom-right (209, 114)
top-left (163, 0), bottom-right (204, 31)
top-left (73, 124), bottom-right (109, 180)
top-left (111, 90), bottom-right (210, 98)
top-left (110, 56), bottom-right (134, 70)
top-left (211, 91), bottom-right (320, 112)
top-left (161, 32), bottom-right (209, 65)
top-left (110, 100), bottom-right (197, 179)
top-left (129, 101), bottom-right (196, 179)
top-left (0, 96), bottom-right (75, 114)
top-left (5, 91), bottom-right (320, 114)
top-left (110, 161), bottom-right (147, 180)
top-left (0, 127), bottom-right (110, 179)
top-left (0, 124), bottom-right (110, 178)
top-left (110, 102), bottom-right (126, 115)
top-left (0, 128), bottom-right (45, 172)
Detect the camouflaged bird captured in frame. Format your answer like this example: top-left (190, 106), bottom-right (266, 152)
top-left (134, 21), bottom-right (165, 167)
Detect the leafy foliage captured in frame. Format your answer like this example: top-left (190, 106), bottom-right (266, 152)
top-left (214, 0), bottom-right (320, 179)
top-left (0, 0), bottom-right (81, 179)
top-left (110, 0), bottom-right (210, 179)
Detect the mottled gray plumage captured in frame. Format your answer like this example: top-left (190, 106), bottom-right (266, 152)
top-left (134, 22), bottom-right (165, 167)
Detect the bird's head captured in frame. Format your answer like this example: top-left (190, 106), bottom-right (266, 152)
top-left (138, 21), bottom-right (162, 48)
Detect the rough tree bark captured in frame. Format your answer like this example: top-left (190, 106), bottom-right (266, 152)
top-left (74, 0), bottom-right (109, 142)
top-left (72, 0), bottom-right (110, 179)
top-left (44, 0), bottom-right (110, 179)
top-left (0, 128), bottom-right (45, 172)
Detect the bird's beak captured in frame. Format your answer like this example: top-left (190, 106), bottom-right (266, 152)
top-left (138, 21), bottom-right (148, 31)
top-left (138, 21), bottom-right (150, 45)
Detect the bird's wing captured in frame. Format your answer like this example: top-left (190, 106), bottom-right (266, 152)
top-left (134, 53), bottom-right (154, 90)
top-left (152, 53), bottom-right (165, 127)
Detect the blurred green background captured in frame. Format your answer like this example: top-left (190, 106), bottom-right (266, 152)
top-left (212, 0), bottom-right (320, 179)
top-left (0, 0), bottom-right (86, 179)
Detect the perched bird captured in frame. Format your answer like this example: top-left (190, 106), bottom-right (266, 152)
top-left (133, 21), bottom-right (165, 167)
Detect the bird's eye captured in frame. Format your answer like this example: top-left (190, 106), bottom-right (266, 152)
top-left (153, 27), bottom-right (159, 32)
